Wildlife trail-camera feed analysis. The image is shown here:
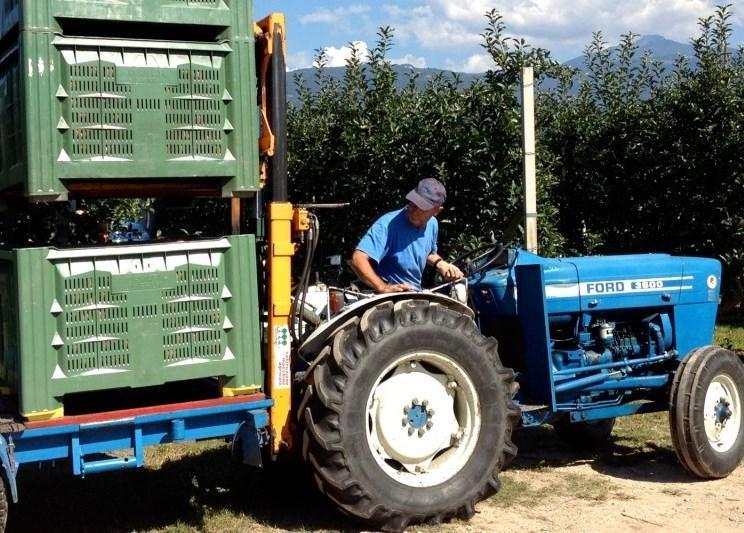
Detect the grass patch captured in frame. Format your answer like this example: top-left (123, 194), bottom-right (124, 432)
top-left (562, 472), bottom-right (621, 501)
top-left (715, 315), bottom-right (744, 350)
top-left (487, 475), bottom-right (538, 508)
top-left (614, 412), bottom-right (672, 450)
top-left (487, 471), bottom-right (624, 509)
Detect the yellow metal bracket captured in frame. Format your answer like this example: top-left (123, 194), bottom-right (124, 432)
top-left (222, 384), bottom-right (262, 397)
top-left (23, 407), bottom-right (64, 422)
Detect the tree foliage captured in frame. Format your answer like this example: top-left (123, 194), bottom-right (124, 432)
top-left (541, 4), bottom-right (743, 305)
top-left (288, 13), bottom-right (565, 263)
top-left (288, 4), bottom-right (743, 306)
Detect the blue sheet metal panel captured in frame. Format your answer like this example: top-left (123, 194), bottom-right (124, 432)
top-left (671, 257), bottom-right (720, 358)
top-left (468, 270), bottom-right (515, 317)
top-left (560, 254), bottom-right (685, 310)
top-left (469, 249), bottom-right (580, 317)
top-left (536, 259), bottom-right (581, 315)
top-left (515, 264), bottom-right (556, 407)
top-left (679, 257), bottom-right (721, 305)
top-left (11, 399), bottom-right (272, 466)
top-left (674, 303), bottom-right (719, 358)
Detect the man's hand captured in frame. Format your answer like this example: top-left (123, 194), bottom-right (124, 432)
top-left (436, 260), bottom-right (464, 281)
top-left (378, 282), bottom-right (415, 293)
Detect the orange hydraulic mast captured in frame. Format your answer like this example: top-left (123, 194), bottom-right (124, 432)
top-left (255, 14), bottom-right (303, 455)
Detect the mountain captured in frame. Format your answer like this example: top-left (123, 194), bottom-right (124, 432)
top-left (287, 64), bottom-right (482, 105)
top-left (286, 35), bottom-right (699, 103)
top-left (564, 34), bottom-right (696, 73)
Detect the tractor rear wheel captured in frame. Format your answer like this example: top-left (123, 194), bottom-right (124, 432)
top-left (299, 299), bottom-right (519, 532)
top-left (670, 346), bottom-right (744, 478)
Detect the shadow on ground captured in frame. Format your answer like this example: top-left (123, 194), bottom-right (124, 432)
top-left (510, 424), bottom-right (703, 484)
top-left (7, 446), bottom-right (360, 533)
top-left (8, 420), bottom-right (711, 531)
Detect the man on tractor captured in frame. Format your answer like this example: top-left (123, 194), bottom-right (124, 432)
top-left (351, 178), bottom-right (464, 293)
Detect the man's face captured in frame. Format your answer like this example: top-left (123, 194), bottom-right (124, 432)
top-left (406, 202), bottom-right (443, 229)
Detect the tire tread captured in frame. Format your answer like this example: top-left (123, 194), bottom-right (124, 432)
top-left (301, 299), bottom-right (519, 532)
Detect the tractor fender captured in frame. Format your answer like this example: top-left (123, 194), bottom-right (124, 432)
top-left (298, 291), bottom-right (474, 364)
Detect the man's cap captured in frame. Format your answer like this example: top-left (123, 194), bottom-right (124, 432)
top-left (406, 178), bottom-right (446, 210)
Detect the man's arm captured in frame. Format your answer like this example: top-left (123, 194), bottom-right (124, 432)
top-left (427, 253), bottom-right (464, 281)
top-left (351, 250), bottom-right (414, 293)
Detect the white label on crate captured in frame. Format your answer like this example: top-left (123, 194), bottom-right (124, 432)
top-left (273, 325), bottom-right (292, 389)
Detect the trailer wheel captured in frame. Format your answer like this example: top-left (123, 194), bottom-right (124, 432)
top-left (670, 346), bottom-right (744, 478)
top-left (300, 300), bottom-right (519, 532)
top-left (553, 417), bottom-right (615, 447)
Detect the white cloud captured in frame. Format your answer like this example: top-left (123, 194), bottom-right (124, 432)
top-left (300, 4), bottom-right (370, 25)
top-left (381, 4), bottom-right (481, 48)
top-left (390, 54), bottom-right (427, 68)
top-left (287, 51), bottom-right (312, 71)
top-left (383, 0), bottom-right (737, 56)
top-left (447, 53), bottom-right (494, 73)
top-left (316, 41), bottom-right (371, 68)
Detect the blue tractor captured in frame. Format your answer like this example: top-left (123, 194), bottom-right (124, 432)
top-left (296, 245), bottom-right (743, 531)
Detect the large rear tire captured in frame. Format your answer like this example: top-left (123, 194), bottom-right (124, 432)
top-left (300, 299), bottom-right (519, 532)
top-left (670, 346), bottom-right (744, 478)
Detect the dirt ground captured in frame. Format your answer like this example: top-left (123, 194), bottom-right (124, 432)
top-left (440, 418), bottom-right (744, 533)
top-left (466, 457), bottom-right (744, 533)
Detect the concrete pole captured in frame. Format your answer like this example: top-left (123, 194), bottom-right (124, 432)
top-left (521, 66), bottom-right (538, 253)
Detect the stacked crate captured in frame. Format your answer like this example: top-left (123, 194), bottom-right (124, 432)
top-left (0, 1), bottom-right (264, 420)
top-left (0, 0), bottom-right (259, 200)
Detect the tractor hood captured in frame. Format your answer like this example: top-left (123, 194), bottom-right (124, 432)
top-left (469, 249), bottom-right (721, 316)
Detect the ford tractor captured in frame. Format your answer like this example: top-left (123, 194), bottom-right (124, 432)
top-left (294, 243), bottom-right (743, 531)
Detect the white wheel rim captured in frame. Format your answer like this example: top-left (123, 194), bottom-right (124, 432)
top-left (365, 351), bottom-right (481, 488)
top-left (703, 373), bottom-right (742, 454)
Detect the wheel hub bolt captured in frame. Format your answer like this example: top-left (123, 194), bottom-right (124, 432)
top-left (427, 408), bottom-right (435, 417)
top-left (402, 417), bottom-right (408, 427)
top-left (403, 406), bottom-right (410, 414)
top-left (408, 428), bottom-right (415, 436)
top-left (426, 421), bottom-right (433, 430)
top-left (418, 428), bottom-right (425, 437)
top-left (412, 398), bottom-right (420, 406)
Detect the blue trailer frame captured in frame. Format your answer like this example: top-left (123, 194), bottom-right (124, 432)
top-left (0, 394), bottom-right (272, 505)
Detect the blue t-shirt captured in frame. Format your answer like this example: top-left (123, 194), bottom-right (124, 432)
top-left (356, 208), bottom-right (438, 290)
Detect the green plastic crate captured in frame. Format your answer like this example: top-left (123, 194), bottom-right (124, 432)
top-left (0, 235), bottom-right (263, 419)
top-left (0, 0), bottom-right (259, 200)
top-left (4, 0), bottom-right (253, 38)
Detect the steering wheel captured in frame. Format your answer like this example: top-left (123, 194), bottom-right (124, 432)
top-left (451, 243), bottom-right (506, 276)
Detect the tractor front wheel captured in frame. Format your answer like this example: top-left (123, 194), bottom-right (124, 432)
top-left (300, 299), bottom-right (519, 532)
top-left (670, 346), bottom-right (744, 478)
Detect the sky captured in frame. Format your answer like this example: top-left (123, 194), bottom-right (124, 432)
top-left (254, 1), bottom-right (744, 72)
